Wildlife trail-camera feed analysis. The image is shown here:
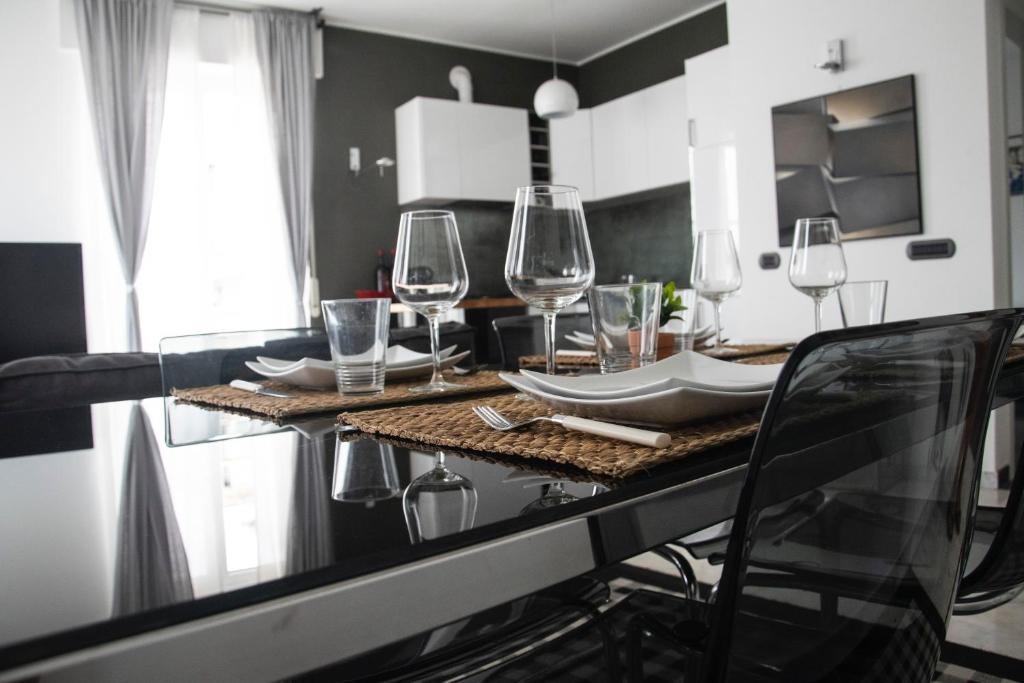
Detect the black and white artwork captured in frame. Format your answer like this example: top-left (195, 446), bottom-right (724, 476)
top-left (771, 75), bottom-right (922, 247)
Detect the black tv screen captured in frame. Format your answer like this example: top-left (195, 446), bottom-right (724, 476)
top-left (771, 75), bottom-right (922, 247)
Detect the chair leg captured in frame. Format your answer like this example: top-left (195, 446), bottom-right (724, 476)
top-left (651, 545), bottom-right (699, 601)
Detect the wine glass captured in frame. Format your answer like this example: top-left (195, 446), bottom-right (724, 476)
top-left (403, 452), bottom-right (477, 543)
top-left (690, 230), bottom-right (742, 355)
top-left (788, 218), bottom-right (847, 333)
top-left (393, 210), bottom-right (469, 393)
top-left (505, 185), bottom-right (595, 375)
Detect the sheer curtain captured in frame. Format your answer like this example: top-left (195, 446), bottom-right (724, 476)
top-left (137, 8), bottom-right (299, 351)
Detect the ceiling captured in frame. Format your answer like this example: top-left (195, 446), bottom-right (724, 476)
top-left (255, 0), bottom-right (722, 64)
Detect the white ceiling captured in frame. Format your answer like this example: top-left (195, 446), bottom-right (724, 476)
top-left (253, 0), bottom-right (722, 65)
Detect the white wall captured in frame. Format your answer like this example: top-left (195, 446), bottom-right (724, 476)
top-left (724, 0), bottom-right (1007, 339)
top-left (0, 0), bottom-right (126, 352)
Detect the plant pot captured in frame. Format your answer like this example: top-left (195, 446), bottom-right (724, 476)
top-left (627, 331), bottom-right (677, 362)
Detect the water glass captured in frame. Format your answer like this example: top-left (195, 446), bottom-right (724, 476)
top-left (331, 437), bottom-right (400, 507)
top-left (690, 230), bottom-right (742, 355)
top-left (393, 210), bottom-right (470, 393)
top-left (505, 185), bottom-right (595, 375)
top-left (589, 283), bottom-right (662, 373)
top-left (838, 280), bottom-right (888, 327)
top-left (788, 218), bottom-right (848, 333)
top-left (320, 298), bottom-right (390, 395)
top-left (675, 288), bottom-right (699, 352)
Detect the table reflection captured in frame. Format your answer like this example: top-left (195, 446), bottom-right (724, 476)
top-left (331, 438), bottom-right (401, 507)
top-left (402, 452), bottom-right (478, 543)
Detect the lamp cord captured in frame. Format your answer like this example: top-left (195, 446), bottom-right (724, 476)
top-left (549, 0), bottom-right (558, 79)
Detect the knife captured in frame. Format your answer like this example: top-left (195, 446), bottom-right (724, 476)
top-left (230, 379), bottom-right (293, 399)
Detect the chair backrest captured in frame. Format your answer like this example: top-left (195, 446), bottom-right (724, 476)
top-left (491, 313), bottom-right (592, 370)
top-left (0, 243), bottom-right (87, 364)
top-left (159, 327), bottom-right (329, 395)
top-left (704, 310), bottom-right (1021, 683)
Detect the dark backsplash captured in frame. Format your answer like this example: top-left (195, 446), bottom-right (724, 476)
top-left (451, 188), bottom-right (693, 297)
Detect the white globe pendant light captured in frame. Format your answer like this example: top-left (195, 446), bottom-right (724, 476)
top-left (534, 0), bottom-right (578, 119)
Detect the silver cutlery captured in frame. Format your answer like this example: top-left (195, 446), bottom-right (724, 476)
top-left (472, 406), bottom-right (670, 448)
top-left (229, 379), bottom-right (293, 399)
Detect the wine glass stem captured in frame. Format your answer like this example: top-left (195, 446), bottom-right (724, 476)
top-left (434, 451), bottom-right (446, 470)
top-left (713, 300), bottom-right (724, 351)
top-left (427, 313), bottom-right (444, 385)
top-left (543, 311), bottom-right (558, 375)
top-left (813, 298), bottom-right (823, 334)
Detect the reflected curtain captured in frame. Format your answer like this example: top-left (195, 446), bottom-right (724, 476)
top-left (252, 9), bottom-right (317, 325)
top-left (113, 403), bottom-right (193, 615)
top-left (287, 435), bottom-right (333, 573)
top-left (73, 0), bottom-right (174, 352)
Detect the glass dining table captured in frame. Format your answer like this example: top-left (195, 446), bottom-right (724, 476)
top-left (0, 353), bottom-right (1021, 681)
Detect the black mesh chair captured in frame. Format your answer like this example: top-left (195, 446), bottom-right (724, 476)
top-left (484, 309), bottom-right (1022, 682)
top-left (492, 312), bottom-right (593, 370)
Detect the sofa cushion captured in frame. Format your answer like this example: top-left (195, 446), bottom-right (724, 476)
top-left (0, 353), bottom-right (162, 411)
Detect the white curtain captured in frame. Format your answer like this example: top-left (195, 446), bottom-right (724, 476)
top-left (137, 7), bottom-right (299, 351)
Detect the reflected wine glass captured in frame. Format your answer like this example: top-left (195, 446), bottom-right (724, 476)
top-left (505, 185), bottom-right (595, 375)
top-left (393, 210), bottom-right (470, 393)
top-left (403, 452), bottom-right (478, 543)
top-left (519, 482), bottom-right (578, 514)
top-left (690, 230), bottom-right (742, 355)
top-left (788, 218), bottom-right (848, 333)
top-left (331, 437), bottom-right (400, 509)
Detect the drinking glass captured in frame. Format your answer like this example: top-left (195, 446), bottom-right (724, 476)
top-left (321, 298), bottom-right (390, 395)
top-left (505, 185), bottom-right (595, 375)
top-left (788, 218), bottom-right (848, 333)
top-left (690, 230), bottom-right (742, 355)
top-left (589, 283), bottom-right (662, 373)
top-left (331, 437), bottom-right (400, 508)
top-left (403, 451), bottom-right (477, 543)
top-left (393, 210), bottom-right (469, 393)
top-left (838, 280), bottom-right (888, 327)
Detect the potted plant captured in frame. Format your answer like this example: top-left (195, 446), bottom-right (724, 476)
top-left (626, 281), bottom-right (688, 361)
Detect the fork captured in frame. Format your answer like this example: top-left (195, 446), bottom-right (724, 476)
top-left (473, 406), bottom-right (671, 448)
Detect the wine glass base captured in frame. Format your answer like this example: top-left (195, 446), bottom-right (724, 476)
top-left (408, 379), bottom-right (464, 394)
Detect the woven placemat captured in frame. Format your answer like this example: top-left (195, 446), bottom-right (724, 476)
top-left (172, 371), bottom-right (510, 420)
top-left (519, 343), bottom-right (793, 370)
top-left (340, 393), bottom-right (761, 478)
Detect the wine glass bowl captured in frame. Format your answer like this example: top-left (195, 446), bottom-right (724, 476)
top-left (505, 185), bottom-right (595, 374)
top-left (403, 452), bottom-right (478, 543)
top-left (690, 230), bottom-right (742, 355)
top-left (393, 210), bottom-right (469, 392)
top-left (788, 217), bottom-right (848, 333)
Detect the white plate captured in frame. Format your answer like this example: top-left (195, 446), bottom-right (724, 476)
top-left (257, 345), bottom-right (455, 372)
top-left (500, 372), bottom-right (770, 428)
top-left (246, 349), bottom-right (471, 388)
top-left (520, 351), bottom-right (780, 399)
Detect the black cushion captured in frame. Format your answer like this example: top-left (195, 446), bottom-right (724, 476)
top-left (0, 353), bottom-right (162, 410)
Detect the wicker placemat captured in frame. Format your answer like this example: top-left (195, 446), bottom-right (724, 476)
top-left (340, 393), bottom-right (761, 478)
top-left (518, 353), bottom-right (600, 368)
top-left (172, 371), bottom-right (510, 420)
top-left (1008, 344), bottom-right (1024, 365)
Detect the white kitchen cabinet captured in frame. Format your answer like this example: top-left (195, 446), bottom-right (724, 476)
top-left (592, 92), bottom-right (649, 198)
top-left (590, 74), bottom-right (688, 201)
top-left (684, 45), bottom-right (733, 147)
top-left (548, 109), bottom-right (595, 201)
top-left (395, 97), bottom-right (530, 205)
top-left (643, 75), bottom-right (690, 189)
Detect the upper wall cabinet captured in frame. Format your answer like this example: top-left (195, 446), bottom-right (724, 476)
top-left (549, 110), bottom-right (596, 201)
top-left (684, 46), bottom-right (733, 147)
top-left (396, 98), bottom-right (530, 205)
top-left (551, 75), bottom-right (689, 203)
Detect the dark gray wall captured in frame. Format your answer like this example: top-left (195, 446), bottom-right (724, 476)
top-left (578, 4), bottom-right (728, 107)
top-left (313, 27), bottom-right (578, 300)
top-left (587, 190), bottom-right (693, 287)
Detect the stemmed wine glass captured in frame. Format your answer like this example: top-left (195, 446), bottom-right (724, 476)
top-left (505, 185), bottom-right (595, 375)
top-left (690, 230), bottom-right (742, 355)
top-left (403, 451), bottom-right (477, 543)
top-left (393, 210), bottom-right (469, 393)
top-left (788, 217), bottom-right (847, 333)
